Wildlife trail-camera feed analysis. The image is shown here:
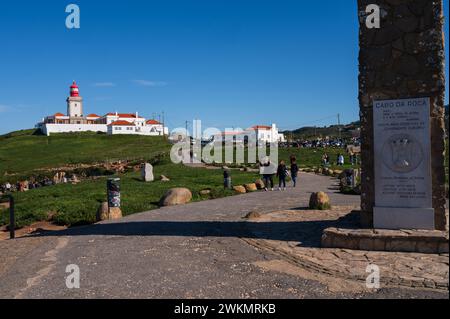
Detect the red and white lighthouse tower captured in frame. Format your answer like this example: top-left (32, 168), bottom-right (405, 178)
top-left (67, 81), bottom-right (83, 118)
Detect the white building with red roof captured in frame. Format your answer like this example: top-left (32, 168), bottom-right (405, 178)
top-left (212, 124), bottom-right (286, 144)
top-left (36, 82), bottom-right (169, 136)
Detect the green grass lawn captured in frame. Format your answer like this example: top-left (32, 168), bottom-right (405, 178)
top-left (0, 130), bottom-right (171, 183)
top-left (0, 161), bottom-right (259, 228)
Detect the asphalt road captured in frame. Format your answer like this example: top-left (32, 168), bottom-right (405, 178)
top-left (0, 173), bottom-right (448, 299)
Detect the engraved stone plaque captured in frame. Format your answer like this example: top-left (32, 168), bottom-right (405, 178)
top-left (373, 97), bottom-right (434, 230)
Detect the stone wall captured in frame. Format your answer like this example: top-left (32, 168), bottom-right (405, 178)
top-left (357, 0), bottom-right (447, 230)
top-left (322, 227), bottom-right (449, 254)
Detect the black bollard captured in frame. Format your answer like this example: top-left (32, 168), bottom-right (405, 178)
top-left (107, 178), bottom-right (121, 210)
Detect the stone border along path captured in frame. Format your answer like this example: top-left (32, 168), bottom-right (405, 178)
top-left (242, 208), bottom-right (449, 291)
top-left (0, 173), bottom-right (448, 298)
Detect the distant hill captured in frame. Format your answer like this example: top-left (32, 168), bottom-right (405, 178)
top-left (0, 130), bottom-right (170, 183)
top-left (283, 121), bottom-right (361, 140)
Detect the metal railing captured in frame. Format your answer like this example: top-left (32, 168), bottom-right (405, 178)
top-left (0, 194), bottom-right (15, 239)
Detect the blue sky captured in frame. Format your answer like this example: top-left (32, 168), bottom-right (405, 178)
top-left (0, 0), bottom-right (448, 134)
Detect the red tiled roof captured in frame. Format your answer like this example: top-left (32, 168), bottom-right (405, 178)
top-left (217, 131), bottom-right (246, 136)
top-left (146, 119), bottom-right (162, 125)
top-left (54, 112), bottom-right (65, 117)
top-left (249, 125), bottom-right (271, 131)
top-left (106, 113), bottom-right (144, 119)
top-left (108, 120), bottom-right (135, 126)
top-left (86, 114), bottom-right (100, 118)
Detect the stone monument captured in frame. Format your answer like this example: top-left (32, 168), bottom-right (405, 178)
top-left (141, 163), bottom-right (154, 182)
top-left (358, 0), bottom-right (447, 230)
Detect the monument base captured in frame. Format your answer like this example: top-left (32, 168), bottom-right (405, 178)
top-left (374, 207), bottom-right (435, 230)
top-left (321, 227), bottom-right (448, 254)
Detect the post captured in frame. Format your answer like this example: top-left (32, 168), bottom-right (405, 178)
top-left (9, 195), bottom-right (15, 240)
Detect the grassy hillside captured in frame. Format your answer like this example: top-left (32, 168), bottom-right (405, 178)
top-left (283, 121), bottom-right (360, 139)
top-left (0, 130), bottom-right (170, 182)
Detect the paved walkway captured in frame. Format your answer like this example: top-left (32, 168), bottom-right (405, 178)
top-left (0, 173), bottom-right (448, 299)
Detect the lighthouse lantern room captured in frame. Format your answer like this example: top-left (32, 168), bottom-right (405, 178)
top-left (67, 81), bottom-right (84, 119)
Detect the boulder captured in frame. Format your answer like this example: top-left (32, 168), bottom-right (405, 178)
top-left (327, 169), bottom-right (334, 176)
top-left (96, 202), bottom-right (123, 221)
top-left (109, 207), bottom-right (123, 220)
top-left (159, 188), bottom-right (192, 206)
top-left (245, 183), bottom-right (258, 192)
top-left (71, 174), bottom-right (80, 184)
top-left (141, 163), bottom-right (154, 182)
top-left (334, 169), bottom-right (343, 176)
top-left (255, 179), bottom-right (265, 190)
top-left (160, 175), bottom-right (170, 182)
top-left (309, 192), bottom-right (331, 210)
top-left (233, 185), bottom-right (247, 194)
top-left (199, 189), bottom-right (211, 196)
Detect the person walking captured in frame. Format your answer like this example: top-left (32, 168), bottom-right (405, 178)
top-left (290, 160), bottom-right (299, 188)
top-left (338, 154), bottom-right (345, 166)
top-left (260, 158), bottom-right (275, 191)
top-left (277, 160), bottom-right (287, 191)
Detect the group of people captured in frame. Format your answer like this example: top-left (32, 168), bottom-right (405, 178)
top-left (223, 156), bottom-right (300, 192)
top-left (260, 156), bottom-right (299, 191)
top-left (322, 153), bottom-right (346, 166)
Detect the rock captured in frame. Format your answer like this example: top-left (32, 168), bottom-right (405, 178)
top-left (233, 185), bottom-right (247, 194)
top-left (199, 189), bottom-right (211, 196)
top-left (71, 174), bottom-right (80, 184)
top-left (141, 163), bottom-right (154, 182)
top-left (244, 211), bottom-right (262, 220)
top-left (245, 183), bottom-right (257, 192)
top-left (159, 188), bottom-right (192, 206)
top-left (255, 179), bottom-right (265, 190)
top-left (327, 169), bottom-right (334, 176)
top-left (96, 202), bottom-right (123, 221)
top-left (109, 207), bottom-right (123, 220)
top-left (309, 192), bottom-right (331, 210)
top-left (160, 175), bottom-right (170, 182)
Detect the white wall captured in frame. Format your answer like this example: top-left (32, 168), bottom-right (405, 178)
top-left (43, 124), bottom-right (107, 136)
top-left (41, 123), bottom-right (169, 137)
top-left (108, 125), bottom-right (136, 135)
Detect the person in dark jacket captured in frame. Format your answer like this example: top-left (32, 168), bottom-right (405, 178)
top-left (277, 160), bottom-right (287, 191)
top-left (290, 160), bottom-right (299, 187)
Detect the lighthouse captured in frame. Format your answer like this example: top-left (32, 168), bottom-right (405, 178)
top-left (67, 81), bottom-right (84, 119)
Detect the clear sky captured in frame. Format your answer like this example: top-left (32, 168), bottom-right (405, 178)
top-left (0, 0), bottom-right (448, 134)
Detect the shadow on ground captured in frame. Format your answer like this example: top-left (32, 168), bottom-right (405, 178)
top-left (29, 212), bottom-right (360, 248)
